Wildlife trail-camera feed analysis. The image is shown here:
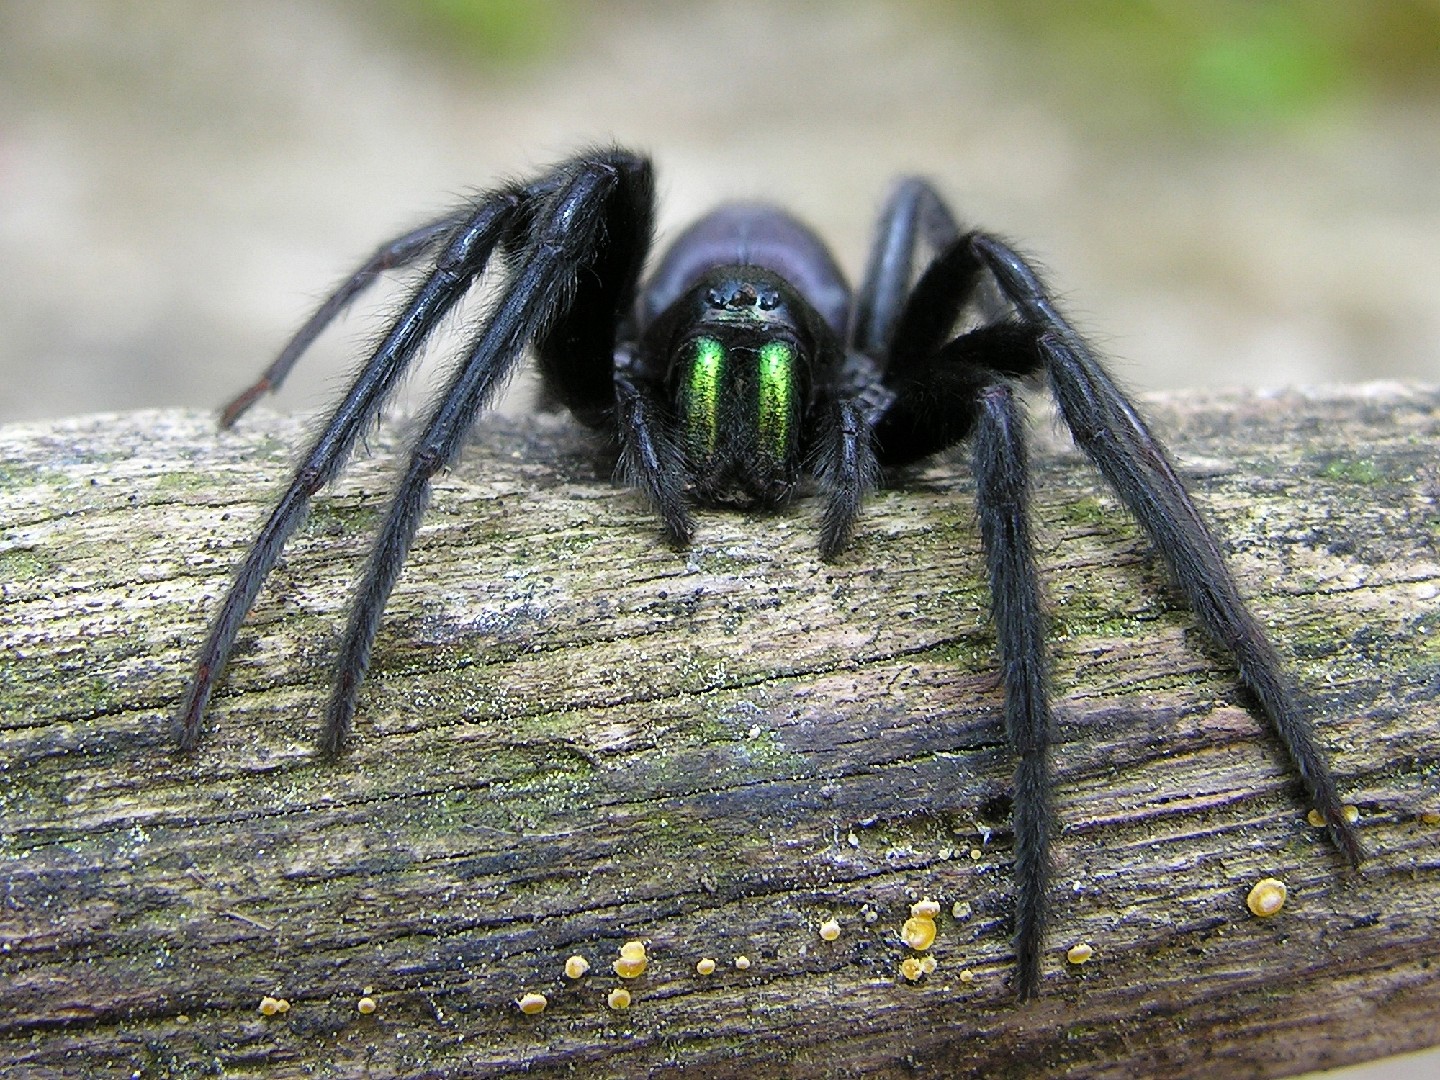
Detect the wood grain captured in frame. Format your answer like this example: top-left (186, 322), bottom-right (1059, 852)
top-left (1, 384), bottom-right (1437, 1078)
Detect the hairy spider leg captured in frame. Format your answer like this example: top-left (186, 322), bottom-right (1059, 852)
top-left (220, 211), bottom-right (470, 428)
top-left (813, 397), bottom-right (877, 558)
top-left (613, 360), bottom-right (694, 546)
top-left (972, 234), bottom-right (1364, 870)
top-left (870, 219), bottom-right (1363, 995)
top-left (813, 175), bottom-right (971, 558)
top-left (863, 225), bottom-right (1059, 999)
top-left (850, 177), bottom-right (961, 359)
top-left (520, 154), bottom-right (695, 546)
top-left (175, 191), bottom-right (524, 750)
top-left (854, 188), bottom-right (1060, 997)
top-left (973, 381), bottom-right (1055, 1002)
top-left (321, 149), bottom-right (654, 755)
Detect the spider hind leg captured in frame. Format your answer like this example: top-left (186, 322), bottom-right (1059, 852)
top-left (218, 211), bottom-right (469, 429)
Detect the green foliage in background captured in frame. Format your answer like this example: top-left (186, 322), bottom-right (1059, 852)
top-left (377, 0), bottom-right (1439, 129)
top-left (964, 0), bottom-right (1440, 128)
top-left (384, 0), bottom-right (572, 66)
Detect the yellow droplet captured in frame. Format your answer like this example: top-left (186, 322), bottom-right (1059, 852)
top-left (1342, 805), bottom-right (1360, 824)
top-left (357, 995), bottom-right (377, 1015)
top-left (564, 954), bottom-right (590, 980)
top-left (516, 992), bottom-right (548, 1015)
top-left (901, 915), bottom-right (937, 951)
top-left (958, 968), bottom-right (975, 983)
top-left (1066, 942), bottom-right (1094, 965)
top-left (910, 898), bottom-right (941, 919)
top-left (606, 987), bottom-right (632, 1010)
top-left (696, 957), bottom-right (717, 975)
top-left (613, 940), bottom-right (648, 979)
top-left (818, 918), bottom-right (841, 942)
top-left (1247, 877), bottom-right (1288, 917)
top-left (899, 956), bottom-right (925, 982)
top-left (734, 955), bottom-right (751, 970)
top-left (1306, 809), bottom-right (1326, 828)
top-left (918, 955), bottom-right (937, 975)
top-left (257, 996), bottom-right (283, 1017)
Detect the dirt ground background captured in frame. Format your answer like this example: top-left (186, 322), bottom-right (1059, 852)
top-left (1, 0), bottom-right (1436, 425)
top-left (1, 4), bottom-right (1437, 1076)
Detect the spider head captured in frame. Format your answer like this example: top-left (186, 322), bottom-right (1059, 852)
top-left (654, 267), bottom-right (831, 509)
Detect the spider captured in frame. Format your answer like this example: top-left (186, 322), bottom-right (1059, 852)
top-left (176, 146), bottom-right (1362, 999)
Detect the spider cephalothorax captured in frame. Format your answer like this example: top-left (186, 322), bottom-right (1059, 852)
top-left (177, 147), bottom-right (1361, 999)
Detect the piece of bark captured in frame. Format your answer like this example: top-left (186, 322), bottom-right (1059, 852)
top-left (1, 384), bottom-right (1437, 1079)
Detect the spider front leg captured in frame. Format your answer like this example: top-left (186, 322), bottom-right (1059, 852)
top-left (873, 338), bottom-right (1056, 998)
top-left (814, 396), bottom-right (878, 558)
top-left (322, 150), bottom-right (655, 754)
top-left (864, 220), bottom-right (1069, 997)
top-left (613, 362), bottom-right (693, 547)
top-left (871, 219), bottom-right (1363, 995)
top-left (175, 190), bottom-right (524, 750)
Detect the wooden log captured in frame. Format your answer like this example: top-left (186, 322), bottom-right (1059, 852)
top-left (1, 384), bottom-right (1437, 1079)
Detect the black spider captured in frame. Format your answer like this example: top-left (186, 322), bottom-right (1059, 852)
top-left (177, 146), bottom-right (1362, 1000)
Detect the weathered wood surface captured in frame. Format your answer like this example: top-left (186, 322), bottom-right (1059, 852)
top-left (1, 384), bottom-right (1437, 1079)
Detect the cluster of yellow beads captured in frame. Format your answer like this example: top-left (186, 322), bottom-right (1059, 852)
top-left (1307, 806), bottom-right (1360, 827)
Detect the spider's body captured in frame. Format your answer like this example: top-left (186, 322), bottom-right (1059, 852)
top-left (179, 147), bottom-right (1361, 1000)
top-left (620, 205), bottom-right (849, 518)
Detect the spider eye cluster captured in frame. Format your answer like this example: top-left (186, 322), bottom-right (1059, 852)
top-left (705, 281), bottom-right (782, 312)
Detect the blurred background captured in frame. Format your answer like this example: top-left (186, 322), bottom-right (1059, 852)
top-left (1, 5), bottom-right (1438, 1076)
top-left (1, 0), bottom-right (1436, 425)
